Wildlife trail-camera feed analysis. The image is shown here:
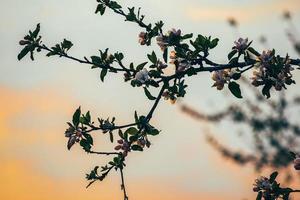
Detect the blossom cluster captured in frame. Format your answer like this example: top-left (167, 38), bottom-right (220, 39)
top-left (156, 28), bottom-right (181, 51)
top-left (211, 69), bottom-right (236, 90)
top-left (251, 50), bottom-right (295, 91)
top-left (65, 123), bottom-right (84, 150)
top-left (233, 38), bottom-right (249, 53)
top-left (135, 68), bottom-right (150, 83)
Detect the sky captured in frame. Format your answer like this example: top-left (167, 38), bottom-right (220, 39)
top-left (1, 0), bottom-right (300, 199)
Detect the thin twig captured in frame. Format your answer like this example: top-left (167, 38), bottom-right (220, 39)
top-left (120, 167), bottom-right (128, 200)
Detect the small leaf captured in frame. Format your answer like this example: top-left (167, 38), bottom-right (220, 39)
top-left (229, 57), bottom-right (239, 64)
top-left (131, 145), bottom-right (143, 151)
top-left (109, 132), bottom-right (114, 143)
top-left (228, 50), bottom-right (237, 60)
top-left (248, 47), bottom-right (260, 56)
top-left (18, 46), bottom-right (31, 60)
top-left (231, 72), bottom-right (241, 80)
top-left (256, 192), bottom-right (262, 200)
top-left (124, 127), bottom-right (138, 135)
top-left (84, 134), bottom-right (93, 145)
top-left (100, 69), bottom-right (108, 82)
top-left (136, 62), bottom-right (148, 71)
top-left (95, 4), bottom-right (106, 15)
top-left (181, 33), bottom-right (193, 40)
top-left (163, 48), bottom-right (168, 63)
top-left (129, 135), bottom-right (139, 143)
top-left (110, 1), bottom-right (122, 9)
top-left (209, 38), bottom-right (219, 49)
top-left (134, 111), bottom-right (139, 124)
top-left (149, 80), bottom-right (159, 88)
top-left (262, 82), bottom-right (272, 98)
top-left (85, 111), bottom-right (91, 123)
top-left (126, 7), bottom-right (136, 21)
top-left (118, 129), bottom-right (124, 139)
top-left (80, 139), bottom-right (91, 152)
top-left (269, 171), bottom-right (278, 183)
top-left (147, 51), bottom-right (157, 64)
top-left (144, 87), bottom-right (156, 100)
top-left (61, 39), bottom-right (73, 51)
top-left (147, 128), bottom-right (160, 136)
top-left (73, 107), bottom-right (81, 127)
top-left (31, 23), bottom-right (40, 38)
top-left (228, 82), bottom-right (242, 98)
top-left (91, 56), bottom-right (101, 65)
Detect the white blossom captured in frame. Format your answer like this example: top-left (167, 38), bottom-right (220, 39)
top-left (135, 68), bottom-right (150, 83)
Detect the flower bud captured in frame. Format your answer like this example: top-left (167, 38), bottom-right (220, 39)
top-left (19, 40), bottom-right (30, 46)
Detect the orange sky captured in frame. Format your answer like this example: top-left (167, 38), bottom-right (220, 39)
top-left (0, 85), bottom-right (256, 200)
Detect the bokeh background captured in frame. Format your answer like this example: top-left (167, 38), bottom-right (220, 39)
top-left (1, 0), bottom-right (300, 199)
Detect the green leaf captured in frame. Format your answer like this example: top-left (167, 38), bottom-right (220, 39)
top-left (269, 171), bottom-right (278, 183)
top-left (209, 38), bottom-right (219, 49)
top-left (73, 107), bottom-right (81, 127)
top-left (228, 82), bottom-right (242, 98)
top-left (109, 1), bottom-right (122, 9)
top-left (147, 51), bottom-right (157, 64)
top-left (129, 135), bottom-right (139, 143)
top-left (181, 33), bottom-right (193, 40)
top-left (85, 111), bottom-right (91, 123)
top-left (124, 127), bottom-right (138, 135)
top-left (186, 67), bottom-right (197, 76)
top-left (247, 47), bottom-right (260, 56)
top-left (17, 46), bottom-right (31, 61)
top-left (91, 56), bottom-right (101, 65)
top-left (228, 50), bottom-right (238, 60)
top-left (109, 132), bottom-right (114, 143)
top-left (147, 128), bottom-right (160, 136)
top-left (83, 134), bottom-right (93, 145)
top-left (134, 111), bottom-right (139, 124)
top-left (126, 7), bottom-right (136, 21)
top-left (31, 23), bottom-right (40, 38)
top-left (136, 62), bottom-right (148, 71)
top-left (256, 192), bottom-right (262, 200)
top-left (163, 48), bottom-right (168, 63)
top-left (231, 72), bottom-right (241, 80)
top-left (262, 82), bottom-right (272, 98)
top-left (144, 87), bottom-right (156, 100)
top-left (95, 4), bottom-right (106, 15)
top-left (100, 69), bottom-right (108, 82)
top-left (118, 129), bottom-right (124, 139)
top-left (80, 139), bottom-right (91, 152)
top-left (61, 39), bottom-right (73, 51)
top-left (229, 57), bottom-right (239, 64)
top-left (131, 145), bottom-right (143, 151)
top-left (149, 80), bottom-right (159, 88)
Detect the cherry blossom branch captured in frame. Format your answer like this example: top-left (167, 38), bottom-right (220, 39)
top-left (17, 1), bottom-right (300, 200)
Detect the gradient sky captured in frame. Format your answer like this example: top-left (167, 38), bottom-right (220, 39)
top-left (1, 0), bottom-right (300, 199)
